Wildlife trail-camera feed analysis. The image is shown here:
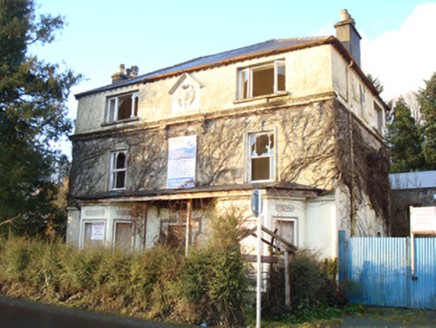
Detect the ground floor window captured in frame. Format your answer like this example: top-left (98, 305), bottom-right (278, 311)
top-left (275, 217), bottom-right (297, 252)
top-left (83, 220), bottom-right (105, 247)
top-left (114, 221), bottom-right (133, 249)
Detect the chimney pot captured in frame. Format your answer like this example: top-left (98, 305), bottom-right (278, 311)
top-left (340, 9), bottom-right (352, 22)
top-left (131, 66), bottom-right (139, 77)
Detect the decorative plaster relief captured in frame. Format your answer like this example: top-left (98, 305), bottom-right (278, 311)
top-left (169, 73), bottom-right (203, 114)
top-left (275, 204), bottom-right (295, 212)
top-left (84, 209), bottom-right (106, 217)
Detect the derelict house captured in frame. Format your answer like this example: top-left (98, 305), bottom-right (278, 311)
top-left (66, 10), bottom-right (390, 259)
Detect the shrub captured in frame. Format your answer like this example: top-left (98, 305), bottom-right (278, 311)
top-left (0, 212), bottom-right (249, 326)
top-left (263, 249), bottom-right (347, 322)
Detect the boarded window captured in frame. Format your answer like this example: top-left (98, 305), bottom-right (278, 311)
top-left (115, 222), bottom-right (133, 249)
top-left (84, 222), bottom-right (104, 247)
top-left (276, 220), bottom-right (295, 252)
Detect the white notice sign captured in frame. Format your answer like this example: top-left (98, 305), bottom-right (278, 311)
top-left (167, 135), bottom-right (197, 188)
top-left (92, 223), bottom-right (105, 240)
top-left (410, 206), bottom-right (436, 233)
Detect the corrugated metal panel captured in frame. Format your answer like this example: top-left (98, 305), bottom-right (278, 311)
top-left (412, 238), bottom-right (436, 309)
top-left (346, 237), bottom-right (409, 307)
top-left (343, 236), bottom-right (436, 310)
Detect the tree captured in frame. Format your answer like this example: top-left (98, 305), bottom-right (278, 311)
top-left (367, 74), bottom-right (384, 95)
top-left (0, 0), bottom-right (80, 236)
top-left (386, 97), bottom-right (424, 173)
top-left (419, 72), bottom-right (436, 170)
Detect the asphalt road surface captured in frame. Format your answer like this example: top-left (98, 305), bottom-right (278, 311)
top-left (0, 296), bottom-right (188, 328)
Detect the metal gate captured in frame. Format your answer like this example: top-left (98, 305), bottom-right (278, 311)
top-left (338, 231), bottom-right (436, 309)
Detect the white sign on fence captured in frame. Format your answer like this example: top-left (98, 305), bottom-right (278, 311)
top-left (167, 135), bottom-right (197, 188)
top-left (410, 206), bottom-right (436, 234)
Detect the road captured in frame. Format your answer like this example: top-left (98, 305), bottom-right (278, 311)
top-left (0, 296), bottom-right (188, 328)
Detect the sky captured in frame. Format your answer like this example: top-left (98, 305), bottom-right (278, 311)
top-left (30, 0), bottom-right (436, 154)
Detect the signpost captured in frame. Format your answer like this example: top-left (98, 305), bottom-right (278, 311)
top-left (251, 189), bottom-right (263, 328)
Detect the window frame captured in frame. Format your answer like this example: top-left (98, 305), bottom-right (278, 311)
top-left (109, 151), bottom-right (127, 191)
top-left (273, 216), bottom-right (298, 249)
top-left (238, 59), bottom-right (286, 100)
top-left (248, 131), bottom-right (276, 183)
top-left (113, 219), bottom-right (135, 249)
top-left (106, 92), bottom-right (139, 123)
top-left (80, 219), bottom-right (106, 248)
top-left (374, 102), bottom-right (384, 134)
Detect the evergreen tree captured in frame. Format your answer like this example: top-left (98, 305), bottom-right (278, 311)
top-left (0, 0), bottom-right (80, 235)
top-left (419, 73), bottom-right (436, 170)
top-left (386, 97), bottom-right (424, 173)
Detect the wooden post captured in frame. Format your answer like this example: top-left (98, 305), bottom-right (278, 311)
top-left (185, 199), bottom-right (192, 256)
top-left (285, 250), bottom-right (290, 306)
top-left (142, 202), bottom-right (148, 251)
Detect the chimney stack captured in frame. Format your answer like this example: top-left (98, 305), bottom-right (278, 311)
top-left (111, 64), bottom-right (139, 84)
top-left (334, 9), bottom-right (361, 67)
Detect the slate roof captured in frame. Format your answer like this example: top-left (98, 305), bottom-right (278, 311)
top-left (76, 181), bottom-right (324, 201)
top-left (390, 171), bottom-right (436, 190)
top-left (75, 36), bottom-right (330, 99)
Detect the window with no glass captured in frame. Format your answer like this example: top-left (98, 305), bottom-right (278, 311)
top-left (106, 93), bottom-right (139, 122)
top-left (238, 60), bottom-right (285, 100)
top-left (249, 132), bottom-right (275, 181)
top-left (110, 151), bottom-right (127, 190)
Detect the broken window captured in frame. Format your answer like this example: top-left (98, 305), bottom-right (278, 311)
top-left (250, 132), bottom-right (275, 181)
top-left (106, 92), bottom-right (139, 122)
top-left (238, 60), bottom-right (285, 100)
top-left (110, 151), bottom-right (127, 190)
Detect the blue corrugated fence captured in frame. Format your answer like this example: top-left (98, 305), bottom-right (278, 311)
top-left (340, 233), bottom-right (436, 309)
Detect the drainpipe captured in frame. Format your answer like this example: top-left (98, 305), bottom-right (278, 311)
top-left (349, 111), bottom-right (356, 237)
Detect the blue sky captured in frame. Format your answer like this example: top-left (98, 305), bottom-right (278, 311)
top-left (30, 0), bottom-right (436, 153)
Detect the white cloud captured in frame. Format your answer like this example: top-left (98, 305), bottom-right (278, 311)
top-left (361, 3), bottom-right (436, 101)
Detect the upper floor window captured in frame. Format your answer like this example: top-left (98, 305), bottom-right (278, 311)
top-left (249, 132), bottom-right (275, 181)
top-left (106, 93), bottom-right (139, 122)
top-left (374, 102), bottom-right (384, 134)
top-left (238, 60), bottom-right (285, 100)
top-left (110, 151), bottom-right (127, 190)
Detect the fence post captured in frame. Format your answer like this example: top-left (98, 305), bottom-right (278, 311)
top-left (338, 230), bottom-right (346, 281)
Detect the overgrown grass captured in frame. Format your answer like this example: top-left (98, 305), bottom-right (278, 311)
top-left (0, 213), bottom-right (248, 326)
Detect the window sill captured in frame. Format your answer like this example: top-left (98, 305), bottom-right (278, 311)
top-left (101, 117), bottom-right (139, 127)
top-left (233, 92), bottom-right (288, 105)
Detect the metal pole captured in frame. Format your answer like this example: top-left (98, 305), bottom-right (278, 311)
top-left (285, 250), bottom-right (290, 306)
top-left (256, 192), bottom-right (262, 328)
top-left (185, 199), bottom-right (192, 256)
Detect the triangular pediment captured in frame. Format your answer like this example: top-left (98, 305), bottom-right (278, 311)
top-left (168, 73), bottom-right (203, 95)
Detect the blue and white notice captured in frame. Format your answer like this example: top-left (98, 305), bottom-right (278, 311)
top-left (167, 135), bottom-right (197, 188)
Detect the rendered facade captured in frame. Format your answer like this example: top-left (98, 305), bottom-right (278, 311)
top-left (67, 10), bottom-right (390, 259)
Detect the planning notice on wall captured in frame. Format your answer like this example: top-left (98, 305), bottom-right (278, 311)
top-left (167, 135), bottom-right (197, 188)
top-left (92, 223), bottom-right (105, 240)
top-left (410, 206), bottom-right (436, 234)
